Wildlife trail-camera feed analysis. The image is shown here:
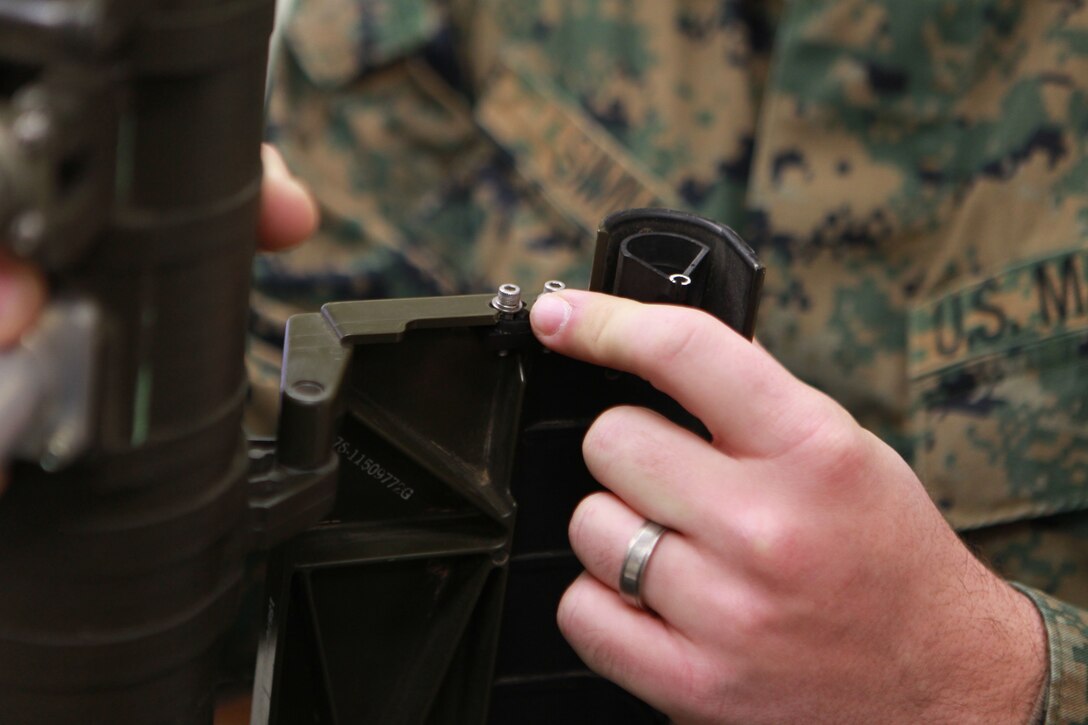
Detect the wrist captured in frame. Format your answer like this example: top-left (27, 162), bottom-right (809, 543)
top-left (999, 582), bottom-right (1048, 724)
top-left (918, 563), bottom-right (1048, 724)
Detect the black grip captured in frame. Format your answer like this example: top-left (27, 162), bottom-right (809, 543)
top-left (591, 207), bottom-right (764, 339)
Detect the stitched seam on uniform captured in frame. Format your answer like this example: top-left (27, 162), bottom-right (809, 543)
top-left (908, 327), bottom-right (1088, 384)
top-left (951, 495), bottom-right (1088, 533)
top-left (908, 248), bottom-right (1088, 378)
top-left (1008, 584), bottom-right (1057, 725)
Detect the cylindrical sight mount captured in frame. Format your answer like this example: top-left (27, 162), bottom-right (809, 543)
top-left (0, 1), bottom-right (277, 722)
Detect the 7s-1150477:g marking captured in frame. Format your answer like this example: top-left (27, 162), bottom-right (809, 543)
top-left (334, 436), bottom-right (414, 500)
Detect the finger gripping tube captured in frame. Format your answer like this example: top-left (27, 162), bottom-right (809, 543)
top-left (255, 209), bottom-right (764, 723)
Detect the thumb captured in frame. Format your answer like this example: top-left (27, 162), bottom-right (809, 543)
top-left (0, 253), bottom-right (45, 347)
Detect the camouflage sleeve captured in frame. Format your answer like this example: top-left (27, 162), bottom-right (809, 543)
top-left (1013, 584), bottom-right (1088, 724)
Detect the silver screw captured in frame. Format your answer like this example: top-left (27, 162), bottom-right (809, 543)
top-left (542, 280), bottom-right (566, 293)
top-left (13, 108), bottom-right (52, 153)
top-left (290, 380), bottom-right (325, 401)
top-left (10, 210), bottom-right (45, 256)
top-left (490, 283), bottom-right (524, 314)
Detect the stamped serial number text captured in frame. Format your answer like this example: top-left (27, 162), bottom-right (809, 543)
top-left (334, 436), bottom-right (414, 500)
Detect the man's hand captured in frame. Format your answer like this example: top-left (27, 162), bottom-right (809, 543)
top-left (530, 290), bottom-right (1047, 724)
top-left (0, 145), bottom-right (316, 492)
top-left (257, 145), bottom-right (318, 251)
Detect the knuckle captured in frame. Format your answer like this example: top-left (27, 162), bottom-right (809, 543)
top-left (788, 402), bottom-right (869, 484)
top-left (586, 319), bottom-right (611, 353)
top-left (679, 657), bottom-right (736, 722)
top-left (556, 583), bottom-right (620, 673)
top-left (583, 407), bottom-right (629, 459)
top-left (585, 406), bottom-right (671, 464)
top-left (634, 307), bottom-right (712, 374)
top-left (732, 508), bottom-right (812, 585)
top-left (555, 582), bottom-right (586, 640)
top-left (567, 494), bottom-right (615, 570)
top-left (701, 587), bottom-right (782, 669)
top-left (567, 497), bottom-right (592, 547)
top-left (583, 406), bottom-right (650, 477)
top-left (677, 655), bottom-right (718, 700)
top-left (814, 425), bottom-right (869, 485)
top-left (653, 642), bottom-right (742, 723)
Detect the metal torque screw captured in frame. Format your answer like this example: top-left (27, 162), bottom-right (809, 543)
top-left (542, 280), bottom-right (566, 293)
top-left (13, 108), bottom-right (52, 153)
top-left (10, 210), bottom-right (45, 256)
top-left (290, 380), bottom-right (325, 401)
top-left (491, 283), bottom-right (524, 314)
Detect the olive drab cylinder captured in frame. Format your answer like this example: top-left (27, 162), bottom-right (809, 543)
top-left (0, 1), bottom-right (280, 722)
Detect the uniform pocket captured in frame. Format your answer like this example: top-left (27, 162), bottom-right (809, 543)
top-left (284, 0), bottom-right (442, 88)
top-left (909, 250), bottom-right (1088, 531)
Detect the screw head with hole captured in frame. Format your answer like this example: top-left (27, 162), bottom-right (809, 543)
top-left (13, 108), bottom-right (53, 153)
top-left (542, 280), bottom-right (566, 294)
top-left (290, 380), bottom-right (325, 402)
top-left (490, 283), bottom-right (524, 314)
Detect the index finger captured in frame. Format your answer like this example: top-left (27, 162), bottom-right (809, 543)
top-left (530, 289), bottom-right (829, 457)
top-left (258, 145), bottom-right (318, 251)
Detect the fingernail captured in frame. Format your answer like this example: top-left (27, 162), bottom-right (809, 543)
top-left (262, 150), bottom-right (303, 196)
top-left (261, 145), bottom-right (288, 177)
top-left (531, 293), bottom-right (572, 337)
top-left (276, 174), bottom-right (312, 209)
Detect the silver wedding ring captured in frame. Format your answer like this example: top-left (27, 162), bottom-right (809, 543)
top-left (619, 520), bottom-right (668, 611)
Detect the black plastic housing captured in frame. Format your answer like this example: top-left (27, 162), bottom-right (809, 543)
top-left (258, 208), bottom-right (764, 724)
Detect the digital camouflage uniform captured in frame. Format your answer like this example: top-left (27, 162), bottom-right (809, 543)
top-left (255, 1), bottom-right (1088, 720)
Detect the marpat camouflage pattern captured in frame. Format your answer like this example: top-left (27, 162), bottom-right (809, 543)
top-left (257, 2), bottom-right (1088, 719)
